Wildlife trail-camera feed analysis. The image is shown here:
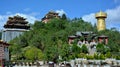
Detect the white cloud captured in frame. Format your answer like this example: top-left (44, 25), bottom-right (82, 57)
top-left (0, 13), bottom-right (38, 29)
top-left (82, 5), bottom-right (120, 31)
top-left (106, 6), bottom-right (120, 23)
top-left (82, 13), bottom-right (95, 25)
top-left (56, 9), bottom-right (66, 16)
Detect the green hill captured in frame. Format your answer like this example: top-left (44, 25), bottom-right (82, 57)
top-left (9, 17), bottom-right (120, 62)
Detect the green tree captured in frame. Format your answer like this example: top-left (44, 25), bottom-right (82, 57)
top-left (86, 55), bottom-right (94, 60)
top-left (94, 53), bottom-right (99, 59)
top-left (24, 46), bottom-right (44, 61)
top-left (99, 54), bottom-right (105, 60)
top-left (71, 44), bottom-right (81, 58)
top-left (60, 44), bottom-right (71, 61)
top-left (61, 14), bottom-right (67, 20)
top-left (9, 44), bottom-right (22, 60)
top-left (96, 44), bottom-right (105, 54)
top-left (105, 52), bottom-right (111, 58)
top-left (33, 21), bottom-right (45, 29)
top-left (81, 45), bottom-right (88, 53)
top-left (78, 53), bottom-right (86, 58)
top-left (44, 45), bottom-right (58, 62)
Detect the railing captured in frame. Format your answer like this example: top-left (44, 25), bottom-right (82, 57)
top-left (3, 59), bottom-right (120, 67)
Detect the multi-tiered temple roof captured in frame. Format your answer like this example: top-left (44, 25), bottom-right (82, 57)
top-left (4, 15), bottom-right (30, 29)
top-left (41, 11), bottom-right (60, 23)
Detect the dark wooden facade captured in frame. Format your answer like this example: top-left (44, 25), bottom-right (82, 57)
top-left (4, 15), bottom-right (30, 29)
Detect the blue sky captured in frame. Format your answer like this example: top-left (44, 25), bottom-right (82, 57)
top-left (0, 0), bottom-right (120, 30)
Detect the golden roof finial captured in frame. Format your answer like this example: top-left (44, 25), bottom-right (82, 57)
top-left (95, 10), bottom-right (107, 18)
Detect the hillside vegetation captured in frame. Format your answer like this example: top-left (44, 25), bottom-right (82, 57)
top-left (9, 16), bottom-right (120, 62)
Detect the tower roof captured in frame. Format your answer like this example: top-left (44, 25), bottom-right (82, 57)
top-left (4, 15), bottom-right (30, 29)
top-left (41, 10), bottom-right (60, 23)
top-left (95, 11), bottom-right (107, 18)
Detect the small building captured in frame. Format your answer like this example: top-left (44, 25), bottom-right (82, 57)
top-left (41, 10), bottom-right (60, 23)
top-left (0, 40), bottom-right (10, 66)
top-left (2, 15), bottom-right (30, 42)
top-left (98, 35), bottom-right (108, 44)
top-left (68, 35), bottom-right (77, 45)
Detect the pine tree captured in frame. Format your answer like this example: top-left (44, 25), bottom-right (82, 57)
top-left (61, 14), bottom-right (67, 20)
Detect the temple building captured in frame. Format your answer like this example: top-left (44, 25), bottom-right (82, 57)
top-left (68, 31), bottom-right (94, 45)
top-left (68, 31), bottom-right (108, 55)
top-left (0, 40), bottom-right (10, 66)
top-left (41, 11), bottom-right (60, 23)
top-left (2, 15), bottom-right (30, 42)
top-left (98, 35), bottom-right (108, 44)
top-left (95, 11), bottom-right (107, 31)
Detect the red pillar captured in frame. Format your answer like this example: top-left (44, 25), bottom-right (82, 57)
top-left (105, 38), bottom-right (108, 44)
top-left (98, 38), bottom-right (103, 43)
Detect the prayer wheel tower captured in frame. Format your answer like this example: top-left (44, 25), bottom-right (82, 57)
top-left (95, 11), bottom-right (107, 31)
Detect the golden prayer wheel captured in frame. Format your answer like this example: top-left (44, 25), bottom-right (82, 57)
top-left (95, 11), bottom-right (107, 31)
